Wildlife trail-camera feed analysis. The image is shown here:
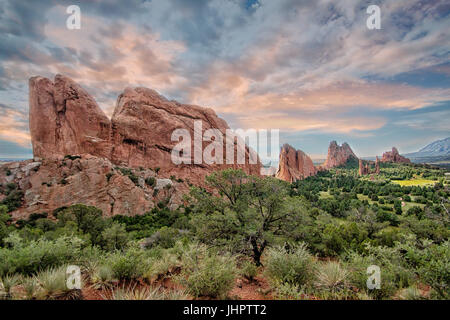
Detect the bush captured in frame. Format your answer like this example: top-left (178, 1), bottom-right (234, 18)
top-left (105, 285), bottom-right (188, 300)
top-left (142, 227), bottom-right (181, 249)
top-left (313, 261), bottom-right (351, 299)
top-left (35, 265), bottom-right (83, 300)
top-left (57, 204), bottom-right (106, 245)
top-left (0, 188), bottom-right (24, 212)
top-left (239, 260), bottom-right (258, 281)
top-left (344, 244), bottom-right (415, 300)
top-left (178, 245), bottom-right (237, 299)
top-left (106, 247), bottom-right (146, 280)
top-left (91, 265), bottom-right (117, 289)
top-left (411, 241), bottom-right (449, 299)
top-left (143, 252), bottom-right (179, 283)
top-left (101, 223), bottom-right (129, 251)
top-left (264, 243), bottom-right (315, 288)
top-left (145, 177), bottom-right (156, 187)
top-left (0, 234), bottom-right (84, 276)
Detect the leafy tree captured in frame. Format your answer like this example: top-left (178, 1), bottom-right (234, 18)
top-left (394, 200), bottom-right (403, 215)
top-left (190, 169), bottom-right (296, 266)
top-left (101, 223), bottom-right (129, 251)
top-left (56, 204), bottom-right (106, 245)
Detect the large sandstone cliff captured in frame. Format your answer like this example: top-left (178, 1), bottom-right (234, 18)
top-left (29, 75), bottom-right (261, 185)
top-left (276, 144), bottom-right (317, 182)
top-left (29, 75), bottom-right (112, 160)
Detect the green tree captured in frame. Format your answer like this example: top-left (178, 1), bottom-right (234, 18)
top-left (57, 204), bottom-right (106, 245)
top-left (101, 222), bottom-right (129, 251)
top-left (394, 200), bottom-right (403, 215)
top-left (190, 169), bottom-right (296, 266)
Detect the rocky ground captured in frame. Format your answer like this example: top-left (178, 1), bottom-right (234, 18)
top-left (0, 155), bottom-right (188, 219)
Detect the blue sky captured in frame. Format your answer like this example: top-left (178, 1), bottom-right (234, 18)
top-left (0, 0), bottom-right (449, 159)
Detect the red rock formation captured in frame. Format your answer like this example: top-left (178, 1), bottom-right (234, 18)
top-left (29, 75), bottom-right (261, 186)
top-left (110, 86), bottom-right (260, 183)
top-left (375, 156), bottom-right (380, 174)
top-left (0, 156), bottom-right (170, 218)
top-left (381, 147), bottom-right (411, 163)
top-left (359, 157), bottom-right (381, 176)
top-left (29, 75), bottom-right (112, 160)
top-left (358, 159), bottom-right (366, 175)
top-left (276, 144), bottom-right (316, 182)
top-left (322, 141), bottom-right (358, 169)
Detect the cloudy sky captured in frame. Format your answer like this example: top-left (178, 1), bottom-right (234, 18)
top-left (0, 0), bottom-right (449, 160)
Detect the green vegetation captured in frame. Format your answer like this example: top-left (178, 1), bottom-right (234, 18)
top-left (0, 161), bottom-right (448, 300)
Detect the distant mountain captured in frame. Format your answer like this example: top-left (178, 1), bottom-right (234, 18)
top-left (402, 137), bottom-right (450, 168)
top-left (404, 137), bottom-right (450, 158)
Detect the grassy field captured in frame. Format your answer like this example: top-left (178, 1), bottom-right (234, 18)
top-left (391, 179), bottom-right (437, 186)
top-left (319, 191), bottom-right (333, 199)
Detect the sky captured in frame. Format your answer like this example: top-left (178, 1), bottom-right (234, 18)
top-left (0, 0), bottom-right (449, 161)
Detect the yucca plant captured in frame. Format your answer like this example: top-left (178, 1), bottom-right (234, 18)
top-left (91, 265), bottom-right (117, 289)
top-left (143, 254), bottom-right (180, 283)
top-left (397, 285), bottom-right (423, 300)
top-left (313, 261), bottom-right (351, 299)
top-left (102, 284), bottom-right (152, 300)
top-left (36, 266), bottom-right (82, 300)
top-left (163, 288), bottom-right (189, 300)
top-left (0, 274), bottom-right (21, 300)
top-left (36, 267), bottom-right (67, 299)
top-left (103, 284), bottom-right (188, 300)
top-left (21, 277), bottom-right (39, 300)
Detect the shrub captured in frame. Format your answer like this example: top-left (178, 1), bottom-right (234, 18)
top-left (91, 265), bottom-right (117, 289)
top-left (343, 244), bottom-right (415, 300)
top-left (101, 223), bottom-right (129, 251)
top-left (143, 227), bottom-right (181, 249)
top-left (397, 285), bottom-right (423, 300)
top-left (264, 243), bottom-right (315, 288)
top-left (0, 187), bottom-right (24, 212)
top-left (21, 276), bottom-right (39, 299)
top-left (414, 241), bottom-right (449, 299)
top-left (0, 274), bottom-right (21, 299)
top-left (177, 246), bottom-right (237, 299)
top-left (143, 253), bottom-right (179, 283)
top-left (57, 204), bottom-right (106, 245)
top-left (0, 234), bottom-right (85, 276)
top-left (145, 177), bottom-right (156, 187)
top-left (273, 282), bottom-right (304, 300)
top-left (104, 284), bottom-right (188, 300)
top-left (313, 261), bottom-right (351, 299)
top-left (118, 168), bottom-right (139, 186)
top-left (239, 260), bottom-right (258, 281)
top-left (35, 265), bottom-right (82, 300)
top-left (107, 248), bottom-right (146, 280)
